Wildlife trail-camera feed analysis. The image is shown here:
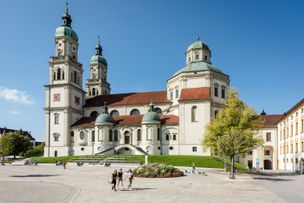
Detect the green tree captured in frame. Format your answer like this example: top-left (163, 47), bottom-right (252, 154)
top-left (0, 135), bottom-right (13, 165)
top-left (203, 89), bottom-right (264, 179)
top-left (25, 143), bottom-right (44, 157)
top-left (9, 132), bottom-right (31, 159)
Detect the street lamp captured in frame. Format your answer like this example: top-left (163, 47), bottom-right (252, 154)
top-left (145, 146), bottom-right (151, 165)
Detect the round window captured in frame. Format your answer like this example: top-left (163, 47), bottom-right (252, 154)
top-left (79, 131), bottom-right (85, 140)
top-left (169, 146), bottom-right (174, 150)
top-left (81, 147), bottom-right (84, 151)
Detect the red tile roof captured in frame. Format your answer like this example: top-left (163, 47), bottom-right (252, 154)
top-left (71, 114), bottom-right (179, 127)
top-left (261, 115), bottom-right (283, 128)
top-left (179, 87), bottom-right (210, 101)
top-left (84, 91), bottom-right (171, 107)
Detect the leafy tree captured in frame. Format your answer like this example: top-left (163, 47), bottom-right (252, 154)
top-left (203, 89), bottom-right (264, 179)
top-left (25, 143), bottom-right (44, 157)
top-left (0, 135), bottom-right (13, 165)
top-left (9, 132), bottom-right (31, 159)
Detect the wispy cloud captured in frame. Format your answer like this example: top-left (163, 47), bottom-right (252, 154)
top-left (8, 110), bottom-right (21, 115)
top-left (0, 87), bottom-right (34, 105)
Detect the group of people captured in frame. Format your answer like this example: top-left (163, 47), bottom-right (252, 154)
top-left (111, 169), bottom-right (134, 191)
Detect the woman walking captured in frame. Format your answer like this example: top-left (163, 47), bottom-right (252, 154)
top-left (124, 169), bottom-right (134, 191)
top-left (117, 169), bottom-right (124, 190)
top-left (111, 169), bottom-right (118, 191)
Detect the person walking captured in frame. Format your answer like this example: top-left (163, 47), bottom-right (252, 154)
top-left (117, 169), bottom-right (124, 190)
top-left (111, 169), bottom-right (118, 191)
top-left (192, 162), bottom-right (196, 174)
top-left (124, 169), bottom-right (134, 191)
top-left (63, 160), bottom-right (67, 169)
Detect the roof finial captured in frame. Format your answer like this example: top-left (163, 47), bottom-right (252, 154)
top-left (65, 0), bottom-right (69, 13)
top-left (97, 35), bottom-right (100, 44)
top-left (197, 36), bottom-right (200, 41)
top-left (95, 35), bottom-right (103, 55)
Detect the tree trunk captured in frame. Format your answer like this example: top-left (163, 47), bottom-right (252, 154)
top-left (229, 156), bottom-right (235, 179)
top-left (1, 156), bottom-right (4, 165)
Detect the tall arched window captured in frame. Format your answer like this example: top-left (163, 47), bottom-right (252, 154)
top-left (137, 129), bottom-right (142, 141)
top-left (114, 130), bottom-right (118, 142)
top-left (157, 128), bottom-right (160, 141)
top-left (214, 84), bottom-right (219, 97)
top-left (191, 106), bottom-right (198, 122)
top-left (130, 109), bottom-right (140, 115)
top-left (57, 68), bottom-right (61, 80)
top-left (73, 71), bottom-right (77, 83)
top-left (109, 129), bottom-right (113, 142)
top-left (92, 88), bottom-right (96, 96)
top-left (92, 130), bottom-right (95, 142)
top-left (221, 86), bottom-right (226, 99)
top-left (53, 71), bottom-right (56, 81)
top-left (71, 72), bottom-right (73, 82)
top-left (62, 70), bottom-right (65, 80)
top-left (54, 151), bottom-right (58, 157)
top-left (79, 131), bottom-right (85, 140)
top-left (70, 131), bottom-right (74, 143)
top-left (110, 110), bottom-right (119, 117)
top-left (54, 113), bottom-right (59, 124)
top-left (90, 111), bottom-right (99, 118)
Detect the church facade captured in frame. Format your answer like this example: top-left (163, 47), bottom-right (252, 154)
top-left (44, 8), bottom-right (230, 157)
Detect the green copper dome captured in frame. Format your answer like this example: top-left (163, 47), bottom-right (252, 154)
top-left (172, 61), bottom-right (224, 77)
top-left (95, 113), bottom-right (114, 124)
top-left (187, 40), bottom-right (210, 52)
top-left (142, 111), bottom-right (160, 123)
top-left (55, 26), bottom-right (78, 42)
top-left (90, 55), bottom-right (108, 65)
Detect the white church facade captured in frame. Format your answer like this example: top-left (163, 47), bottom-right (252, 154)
top-left (44, 8), bottom-right (230, 157)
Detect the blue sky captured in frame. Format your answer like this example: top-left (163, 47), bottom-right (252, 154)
top-left (0, 0), bottom-right (303, 141)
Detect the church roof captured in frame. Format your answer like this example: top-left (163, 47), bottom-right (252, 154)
top-left (179, 87), bottom-right (211, 101)
top-left (84, 91), bottom-right (171, 107)
top-left (71, 115), bottom-right (179, 128)
top-left (261, 115), bottom-right (283, 128)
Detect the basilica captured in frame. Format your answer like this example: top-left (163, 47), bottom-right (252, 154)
top-left (44, 7), bottom-right (230, 157)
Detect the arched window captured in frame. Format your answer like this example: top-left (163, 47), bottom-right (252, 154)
top-left (54, 113), bottom-right (59, 124)
top-left (53, 71), bottom-right (56, 81)
top-left (110, 110), bottom-right (119, 117)
top-left (92, 88), bottom-right (95, 96)
top-left (157, 128), bottom-right (160, 141)
top-left (214, 110), bottom-right (219, 118)
top-left (53, 133), bottom-right (60, 142)
top-left (154, 107), bottom-right (162, 114)
top-left (92, 130), bottom-right (95, 142)
top-left (57, 68), bottom-right (61, 80)
top-left (137, 129), bottom-right (142, 141)
top-left (109, 129), bottom-right (113, 142)
top-left (79, 131), bottom-right (85, 140)
top-left (54, 150), bottom-right (58, 157)
top-left (70, 131), bottom-right (74, 143)
top-left (90, 111), bottom-right (99, 118)
top-left (96, 90), bottom-right (99, 95)
top-left (70, 72), bottom-right (73, 82)
top-left (214, 84), bottom-right (219, 97)
top-left (73, 71), bottom-right (77, 83)
top-left (62, 70), bottom-right (65, 80)
top-left (221, 86), bottom-right (226, 99)
top-left (114, 130), bottom-right (118, 142)
top-left (130, 109), bottom-right (140, 115)
top-left (191, 106), bottom-right (198, 122)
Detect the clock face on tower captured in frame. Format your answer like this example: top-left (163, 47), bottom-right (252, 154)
top-left (53, 93), bottom-right (60, 102)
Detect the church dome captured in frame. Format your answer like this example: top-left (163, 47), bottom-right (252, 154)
top-left (172, 61), bottom-right (224, 77)
top-left (55, 26), bottom-right (78, 41)
top-left (142, 103), bottom-right (160, 123)
top-left (90, 55), bottom-right (108, 65)
top-left (186, 39), bottom-right (210, 52)
top-left (95, 106), bottom-right (114, 125)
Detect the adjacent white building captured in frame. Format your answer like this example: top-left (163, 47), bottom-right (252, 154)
top-left (44, 8), bottom-right (230, 157)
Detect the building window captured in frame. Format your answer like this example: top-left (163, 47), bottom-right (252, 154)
top-left (54, 151), bottom-right (58, 157)
top-left (62, 70), bottom-right (65, 80)
top-left (191, 106), bottom-right (198, 122)
top-left (81, 147), bottom-right (84, 151)
top-left (264, 150), bottom-right (271, 155)
top-left (188, 57), bottom-right (191, 62)
top-left (195, 54), bottom-right (199, 60)
top-left (291, 125), bottom-right (293, 137)
top-left (90, 111), bottom-right (99, 118)
top-left (266, 132), bottom-right (271, 141)
top-left (166, 134), bottom-right (169, 141)
top-left (53, 71), bottom-right (56, 80)
top-left (302, 142), bottom-right (304, 152)
top-left (296, 143), bottom-right (298, 153)
top-left (249, 151), bottom-right (253, 155)
top-left (109, 129), bottom-right (113, 142)
top-left (204, 55), bottom-right (208, 60)
top-left (301, 119), bottom-right (304, 132)
top-left (291, 144), bottom-right (293, 153)
top-left (92, 130), bottom-right (95, 142)
top-left (92, 88), bottom-right (96, 96)
top-left (54, 113), bottom-right (59, 124)
top-left (137, 129), bottom-right (141, 141)
top-left (170, 91), bottom-right (173, 100)
top-left (214, 110), bottom-right (219, 118)
top-left (79, 131), bottom-right (85, 140)
top-left (221, 87), bottom-right (225, 99)
top-left (214, 84), bottom-right (218, 97)
top-left (169, 146), bottom-right (174, 150)
top-left (175, 89), bottom-right (179, 99)
top-left (296, 122), bottom-right (298, 135)
top-left (57, 68), bottom-right (61, 80)
top-left (157, 128), bottom-right (160, 141)
top-left (53, 133), bottom-right (60, 142)
top-left (130, 109), bottom-right (140, 115)
top-left (114, 130), bottom-right (118, 142)
top-left (173, 134), bottom-right (176, 141)
top-left (192, 147), bottom-right (197, 152)
top-left (110, 110), bottom-right (119, 117)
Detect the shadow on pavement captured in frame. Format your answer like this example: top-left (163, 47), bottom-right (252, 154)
top-left (119, 188), bottom-right (156, 191)
top-left (10, 174), bottom-right (60, 178)
top-left (253, 177), bottom-right (294, 182)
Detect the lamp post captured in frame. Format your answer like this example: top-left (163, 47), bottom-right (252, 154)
top-left (145, 146), bottom-right (151, 165)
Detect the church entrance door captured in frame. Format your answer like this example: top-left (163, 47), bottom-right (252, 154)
top-left (124, 131), bottom-right (131, 144)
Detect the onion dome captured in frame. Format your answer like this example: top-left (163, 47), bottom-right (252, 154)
top-left (55, 4), bottom-right (78, 41)
top-left (95, 105), bottom-right (114, 125)
top-left (186, 37), bottom-right (211, 53)
top-left (90, 38), bottom-right (108, 65)
top-left (142, 103), bottom-right (160, 123)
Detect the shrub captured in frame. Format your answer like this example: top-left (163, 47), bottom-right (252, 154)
top-left (133, 163), bottom-right (184, 178)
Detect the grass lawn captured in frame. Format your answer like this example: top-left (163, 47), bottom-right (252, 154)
top-left (31, 155), bottom-right (249, 172)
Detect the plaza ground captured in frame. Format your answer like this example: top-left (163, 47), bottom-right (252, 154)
top-left (0, 164), bottom-right (303, 203)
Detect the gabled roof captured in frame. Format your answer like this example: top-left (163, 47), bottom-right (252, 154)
top-left (179, 87), bottom-right (211, 101)
top-left (261, 115), bottom-right (283, 128)
top-left (71, 115), bottom-right (179, 128)
top-left (84, 91), bottom-right (171, 107)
